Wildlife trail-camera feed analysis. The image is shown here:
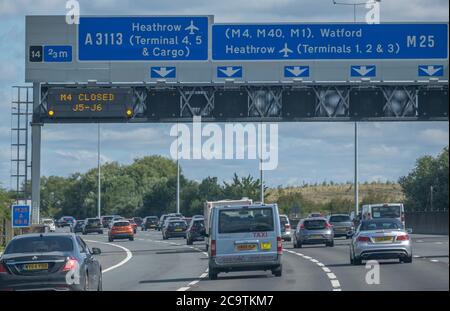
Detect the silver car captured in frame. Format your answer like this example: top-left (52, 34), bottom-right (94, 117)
top-left (328, 214), bottom-right (354, 239)
top-left (350, 218), bottom-right (412, 265)
top-left (280, 215), bottom-right (292, 241)
top-left (293, 217), bottom-right (334, 248)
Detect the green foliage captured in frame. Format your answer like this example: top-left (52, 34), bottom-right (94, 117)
top-left (399, 146), bottom-right (449, 211)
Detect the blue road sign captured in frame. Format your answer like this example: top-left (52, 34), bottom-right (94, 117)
top-left (78, 16), bottom-right (209, 61)
top-left (212, 24), bottom-right (448, 60)
top-left (12, 205), bottom-right (31, 228)
top-left (44, 45), bottom-right (72, 62)
top-left (151, 66), bottom-right (176, 78)
top-left (418, 65), bottom-right (444, 77)
top-left (217, 66), bottom-right (242, 78)
top-left (351, 65), bottom-right (376, 77)
top-left (284, 66), bottom-right (309, 77)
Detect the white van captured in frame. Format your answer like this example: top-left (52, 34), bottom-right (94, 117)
top-left (207, 203), bottom-right (282, 280)
top-left (361, 203), bottom-right (405, 228)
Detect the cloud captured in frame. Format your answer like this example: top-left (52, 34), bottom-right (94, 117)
top-left (54, 149), bottom-right (111, 163)
top-left (367, 144), bottom-right (401, 157)
top-left (418, 129), bottom-right (449, 146)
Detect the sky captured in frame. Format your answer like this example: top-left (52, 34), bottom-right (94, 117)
top-left (0, 0), bottom-right (448, 189)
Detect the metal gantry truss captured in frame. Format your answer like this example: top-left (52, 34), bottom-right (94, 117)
top-left (36, 82), bottom-right (448, 123)
top-left (11, 86), bottom-right (33, 202)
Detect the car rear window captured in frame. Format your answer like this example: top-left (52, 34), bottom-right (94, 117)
top-left (219, 208), bottom-right (274, 234)
top-left (169, 221), bottom-right (186, 227)
top-left (329, 215), bottom-right (351, 222)
top-left (88, 219), bottom-right (100, 225)
top-left (372, 206), bottom-right (401, 218)
top-left (5, 236), bottom-right (74, 254)
top-left (43, 220), bottom-right (53, 224)
top-left (114, 222), bottom-right (130, 227)
top-left (361, 220), bottom-right (402, 231)
top-left (303, 219), bottom-right (327, 230)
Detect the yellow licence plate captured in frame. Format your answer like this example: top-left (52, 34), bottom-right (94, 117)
top-left (374, 236), bottom-right (393, 243)
top-left (175, 228), bottom-right (183, 232)
top-left (260, 242), bottom-right (272, 251)
top-left (310, 235), bottom-right (322, 239)
top-left (236, 244), bottom-right (257, 251)
top-left (24, 263), bottom-right (48, 271)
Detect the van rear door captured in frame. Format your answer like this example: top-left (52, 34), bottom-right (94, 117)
top-left (215, 206), bottom-right (279, 263)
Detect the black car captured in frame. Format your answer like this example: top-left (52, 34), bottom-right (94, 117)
top-left (133, 217), bottom-right (143, 227)
top-left (186, 218), bottom-right (205, 245)
top-left (0, 233), bottom-right (102, 291)
top-left (73, 220), bottom-right (85, 233)
top-left (82, 218), bottom-right (103, 235)
top-left (162, 220), bottom-right (188, 240)
top-left (141, 216), bottom-right (159, 231)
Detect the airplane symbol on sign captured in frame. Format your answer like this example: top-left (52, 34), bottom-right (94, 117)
top-left (185, 20), bottom-right (199, 35)
top-left (279, 43), bottom-right (293, 58)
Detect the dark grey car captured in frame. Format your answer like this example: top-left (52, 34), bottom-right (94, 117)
top-left (293, 217), bottom-right (334, 248)
top-left (328, 214), bottom-right (354, 238)
top-left (0, 233), bottom-right (102, 291)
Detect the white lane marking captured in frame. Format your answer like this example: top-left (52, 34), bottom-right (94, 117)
top-left (333, 288), bottom-right (342, 291)
top-left (413, 255), bottom-right (421, 258)
top-left (331, 280), bottom-right (341, 288)
top-left (327, 273), bottom-right (337, 279)
top-left (417, 240), bottom-right (424, 243)
top-left (188, 280), bottom-right (199, 286)
top-left (85, 240), bottom-right (133, 274)
top-left (177, 287), bottom-right (190, 291)
top-left (435, 242), bottom-right (443, 245)
top-left (200, 273), bottom-right (208, 278)
top-left (284, 249), bottom-right (342, 291)
top-left (431, 259), bottom-right (439, 263)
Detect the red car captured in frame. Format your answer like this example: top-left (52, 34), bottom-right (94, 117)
top-left (128, 219), bottom-right (138, 234)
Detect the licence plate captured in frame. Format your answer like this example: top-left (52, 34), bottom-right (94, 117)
top-left (374, 236), bottom-right (393, 243)
top-left (24, 263), bottom-right (48, 271)
top-left (260, 242), bottom-right (272, 251)
top-left (310, 235), bottom-right (322, 239)
top-left (175, 228), bottom-right (183, 232)
top-left (236, 244), bottom-right (257, 251)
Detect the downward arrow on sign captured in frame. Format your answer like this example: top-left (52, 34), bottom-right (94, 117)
top-left (353, 66), bottom-right (374, 76)
top-left (286, 66), bottom-right (308, 77)
top-left (420, 65), bottom-right (442, 76)
top-left (153, 67), bottom-right (174, 78)
top-left (219, 67), bottom-right (241, 77)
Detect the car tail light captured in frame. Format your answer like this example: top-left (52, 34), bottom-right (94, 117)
top-left (61, 257), bottom-right (78, 272)
top-left (285, 224), bottom-right (291, 230)
top-left (396, 234), bottom-right (409, 241)
top-left (325, 222), bottom-right (333, 229)
top-left (277, 237), bottom-right (283, 254)
top-left (300, 223), bottom-right (305, 229)
top-left (0, 262), bottom-right (9, 274)
top-left (358, 236), bottom-right (370, 242)
top-left (210, 240), bottom-right (217, 257)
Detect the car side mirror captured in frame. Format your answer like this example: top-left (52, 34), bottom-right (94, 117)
top-left (92, 247), bottom-right (101, 255)
top-left (406, 228), bottom-right (413, 234)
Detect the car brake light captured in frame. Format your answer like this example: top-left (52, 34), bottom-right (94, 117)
top-left (285, 224), bottom-right (291, 230)
top-left (0, 263), bottom-right (9, 274)
top-left (358, 236), bottom-right (370, 242)
top-left (277, 237), bottom-right (283, 254)
top-left (300, 223), bottom-right (305, 229)
top-left (61, 257), bottom-right (78, 272)
top-left (211, 240), bottom-right (217, 257)
top-left (396, 234), bottom-right (409, 241)
top-left (325, 222), bottom-right (333, 229)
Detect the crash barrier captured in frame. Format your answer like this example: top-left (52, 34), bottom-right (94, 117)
top-left (406, 211), bottom-right (449, 235)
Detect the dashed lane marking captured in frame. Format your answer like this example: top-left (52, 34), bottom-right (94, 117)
top-left (284, 248), bottom-right (342, 291)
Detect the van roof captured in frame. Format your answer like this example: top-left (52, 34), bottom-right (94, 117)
top-left (215, 203), bottom-right (276, 210)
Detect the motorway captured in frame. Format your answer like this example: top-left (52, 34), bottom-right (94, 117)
top-left (79, 229), bottom-right (449, 291)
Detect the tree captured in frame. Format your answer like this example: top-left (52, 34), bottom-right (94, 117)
top-left (223, 173), bottom-right (266, 202)
top-left (399, 147), bottom-right (449, 212)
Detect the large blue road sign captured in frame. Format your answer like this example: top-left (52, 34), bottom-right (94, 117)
top-left (78, 17), bottom-right (209, 61)
top-left (12, 205), bottom-right (31, 228)
top-left (212, 24), bottom-right (448, 60)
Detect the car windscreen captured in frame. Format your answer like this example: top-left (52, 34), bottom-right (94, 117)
top-left (87, 219), bottom-right (101, 225)
top-left (103, 216), bottom-right (114, 221)
top-left (360, 220), bottom-right (403, 231)
top-left (303, 219), bottom-right (327, 230)
top-left (371, 206), bottom-right (401, 218)
top-left (219, 208), bottom-right (274, 234)
top-left (63, 217), bottom-right (74, 222)
top-left (329, 215), bottom-right (351, 222)
top-left (169, 221), bottom-right (187, 228)
top-left (43, 220), bottom-right (53, 224)
top-left (193, 220), bottom-right (205, 228)
top-left (114, 222), bottom-right (130, 227)
top-left (5, 236), bottom-right (74, 254)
